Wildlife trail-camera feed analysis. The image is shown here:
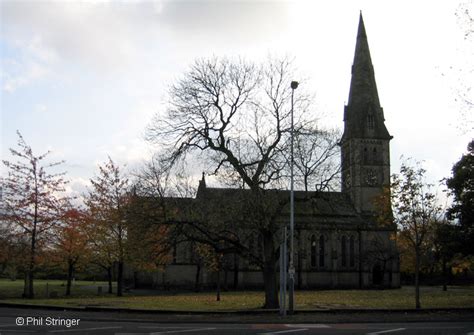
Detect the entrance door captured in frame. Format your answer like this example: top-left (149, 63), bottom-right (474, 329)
top-left (372, 264), bottom-right (383, 285)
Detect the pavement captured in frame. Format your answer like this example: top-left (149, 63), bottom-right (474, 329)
top-left (0, 302), bottom-right (474, 323)
top-left (1, 307), bottom-right (474, 335)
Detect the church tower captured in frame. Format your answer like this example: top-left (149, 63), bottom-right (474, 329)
top-left (341, 13), bottom-right (392, 214)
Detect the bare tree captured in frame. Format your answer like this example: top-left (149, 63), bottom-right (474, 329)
top-left (147, 57), bottom-right (318, 308)
top-left (449, 2), bottom-right (473, 133)
top-left (293, 127), bottom-right (341, 192)
top-left (1, 131), bottom-right (69, 298)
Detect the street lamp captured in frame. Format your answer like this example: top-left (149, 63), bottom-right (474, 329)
top-left (289, 80), bottom-right (298, 315)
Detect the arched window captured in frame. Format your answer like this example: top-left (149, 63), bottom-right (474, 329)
top-left (372, 147), bottom-right (378, 164)
top-left (341, 236), bottom-right (347, 267)
top-left (350, 236), bottom-right (355, 267)
top-left (367, 114), bottom-right (375, 129)
top-left (310, 235), bottom-right (317, 267)
top-left (319, 235), bottom-right (325, 267)
top-left (363, 147), bottom-right (369, 164)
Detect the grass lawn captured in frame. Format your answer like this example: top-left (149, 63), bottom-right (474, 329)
top-left (0, 279), bottom-right (113, 300)
top-left (1, 279), bottom-right (473, 310)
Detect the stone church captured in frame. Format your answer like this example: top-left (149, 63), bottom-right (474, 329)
top-left (131, 14), bottom-right (400, 290)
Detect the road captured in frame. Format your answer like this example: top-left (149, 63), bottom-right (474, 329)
top-left (0, 307), bottom-right (473, 335)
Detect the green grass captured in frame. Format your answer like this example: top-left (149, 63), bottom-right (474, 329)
top-left (1, 279), bottom-right (473, 310)
top-left (0, 279), bottom-right (113, 299)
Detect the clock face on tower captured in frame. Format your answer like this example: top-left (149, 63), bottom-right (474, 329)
top-left (365, 168), bottom-right (378, 186)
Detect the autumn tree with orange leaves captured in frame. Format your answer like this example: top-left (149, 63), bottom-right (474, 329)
top-left (85, 157), bottom-right (130, 297)
top-left (391, 161), bottom-right (442, 309)
top-left (51, 206), bottom-right (90, 296)
top-left (1, 131), bottom-right (69, 298)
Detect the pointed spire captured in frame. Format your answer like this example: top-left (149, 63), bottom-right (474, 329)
top-left (357, 11), bottom-right (367, 39)
top-left (197, 172), bottom-right (207, 198)
top-left (348, 12), bottom-right (378, 108)
top-left (343, 13), bottom-right (391, 141)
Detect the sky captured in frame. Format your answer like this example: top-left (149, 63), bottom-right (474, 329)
top-left (1, 0), bottom-right (472, 202)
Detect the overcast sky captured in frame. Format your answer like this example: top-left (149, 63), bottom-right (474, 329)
top-left (1, 0), bottom-right (472, 201)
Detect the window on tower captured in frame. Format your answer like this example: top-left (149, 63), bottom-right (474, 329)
top-left (349, 236), bottom-right (355, 267)
top-left (310, 235), bottom-right (317, 267)
top-left (319, 235), bottom-right (325, 267)
top-left (341, 236), bottom-right (347, 267)
top-left (363, 147), bottom-right (368, 164)
top-left (368, 114), bottom-right (375, 129)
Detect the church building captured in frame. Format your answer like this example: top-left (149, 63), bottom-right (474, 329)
top-left (131, 14), bottom-right (400, 290)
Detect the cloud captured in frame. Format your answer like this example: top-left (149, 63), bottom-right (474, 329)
top-left (158, 1), bottom-right (290, 40)
top-left (2, 1), bottom-right (149, 74)
top-left (1, 53), bottom-right (51, 93)
top-left (1, 1), bottom-right (290, 71)
top-left (65, 176), bottom-right (91, 205)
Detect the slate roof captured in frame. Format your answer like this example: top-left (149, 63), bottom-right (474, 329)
top-left (195, 184), bottom-right (365, 228)
top-left (342, 13), bottom-right (392, 141)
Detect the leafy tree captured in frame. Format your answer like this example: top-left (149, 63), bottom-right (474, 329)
top-left (1, 131), bottom-right (68, 298)
top-left (85, 157), bottom-right (130, 296)
top-left (446, 139), bottom-right (474, 255)
top-left (0, 219), bottom-right (29, 281)
top-left (391, 161), bottom-right (442, 309)
top-left (83, 211), bottom-right (115, 294)
top-left (51, 206), bottom-right (90, 296)
top-left (146, 56), bottom-right (334, 308)
top-left (125, 196), bottom-right (172, 287)
top-left (432, 220), bottom-right (462, 291)
top-left (369, 186), bottom-right (399, 288)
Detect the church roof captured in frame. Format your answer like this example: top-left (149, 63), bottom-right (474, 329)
top-left (195, 186), bottom-right (364, 227)
top-left (342, 13), bottom-right (392, 141)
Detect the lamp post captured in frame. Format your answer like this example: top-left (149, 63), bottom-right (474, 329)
top-left (289, 80), bottom-right (298, 315)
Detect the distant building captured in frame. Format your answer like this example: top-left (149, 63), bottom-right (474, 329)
top-left (129, 14), bottom-right (399, 289)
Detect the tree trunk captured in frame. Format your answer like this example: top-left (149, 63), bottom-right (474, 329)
top-left (117, 261), bottom-right (124, 297)
top-left (262, 232), bottom-right (279, 309)
top-left (358, 229), bottom-right (363, 289)
top-left (194, 262), bottom-right (201, 292)
top-left (66, 261), bottom-right (74, 296)
top-left (23, 272), bottom-right (28, 298)
top-left (107, 267), bottom-right (113, 294)
top-left (27, 222), bottom-right (37, 299)
top-left (233, 254), bottom-right (239, 289)
top-left (442, 257), bottom-right (447, 292)
top-left (216, 268), bottom-right (221, 302)
top-left (415, 248), bottom-right (421, 309)
top-left (26, 271), bottom-right (34, 299)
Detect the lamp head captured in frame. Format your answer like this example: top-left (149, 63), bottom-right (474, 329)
top-left (290, 81), bottom-right (299, 90)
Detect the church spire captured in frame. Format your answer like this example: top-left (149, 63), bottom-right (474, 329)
top-left (340, 13), bottom-right (393, 213)
top-left (343, 13), bottom-right (391, 141)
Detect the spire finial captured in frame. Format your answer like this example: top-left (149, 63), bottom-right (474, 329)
top-left (197, 171), bottom-right (207, 197)
top-left (200, 172), bottom-right (206, 187)
top-left (357, 11), bottom-right (367, 39)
